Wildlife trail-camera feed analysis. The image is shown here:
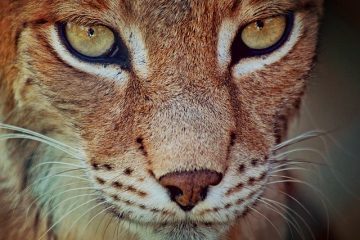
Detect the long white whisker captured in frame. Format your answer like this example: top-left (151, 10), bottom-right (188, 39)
top-left (273, 130), bottom-right (325, 151)
top-left (31, 161), bottom-right (86, 172)
top-left (261, 197), bottom-right (316, 240)
top-left (65, 200), bottom-right (106, 238)
top-left (271, 148), bottom-right (328, 163)
top-left (26, 180), bottom-right (90, 219)
top-left (270, 167), bottom-right (311, 174)
top-left (82, 205), bottom-right (113, 239)
top-left (257, 198), bottom-right (303, 240)
top-left (0, 123), bottom-right (81, 153)
top-left (247, 205), bottom-right (283, 238)
top-left (39, 198), bottom-right (98, 240)
top-left (21, 174), bottom-right (89, 197)
top-left (0, 133), bottom-right (81, 159)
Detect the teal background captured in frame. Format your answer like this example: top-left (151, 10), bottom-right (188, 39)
top-left (287, 0), bottom-right (360, 239)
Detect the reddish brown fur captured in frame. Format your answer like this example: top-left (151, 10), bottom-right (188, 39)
top-left (0, 0), bottom-right (323, 239)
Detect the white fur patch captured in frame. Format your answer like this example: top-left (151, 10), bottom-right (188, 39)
top-left (217, 20), bottom-right (238, 70)
top-left (123, 27), bottom-right (149, 79)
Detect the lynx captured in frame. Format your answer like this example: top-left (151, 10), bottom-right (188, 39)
top-left (0, 0), bottom-right (323, 239)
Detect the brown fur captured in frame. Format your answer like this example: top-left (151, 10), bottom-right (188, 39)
top-left (0, 1), bottom-right (323, 239)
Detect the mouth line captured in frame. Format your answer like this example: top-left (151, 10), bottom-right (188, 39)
top-left (99, 201), bottom-right (262, 231)
top-left (99, 199), bottom-right (229, 227)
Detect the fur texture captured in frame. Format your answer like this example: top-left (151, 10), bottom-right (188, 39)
top-left (0, 0), bottom-right (323, 239)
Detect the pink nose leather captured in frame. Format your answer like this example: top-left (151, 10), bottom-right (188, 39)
top-left (159, 170), bottom-right (223, 211)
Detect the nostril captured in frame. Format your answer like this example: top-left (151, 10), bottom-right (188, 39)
top-left (200, 187), bottom-right (209, 201)
top-left (166, 185), bottom-right (183, 201)
top-left (159, 170), bottom-right (223, 211)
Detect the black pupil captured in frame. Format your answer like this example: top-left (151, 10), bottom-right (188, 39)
top-left (256, 20), bottom-right (264, 29)
top-left (88, 28), bottom-right (95, 37)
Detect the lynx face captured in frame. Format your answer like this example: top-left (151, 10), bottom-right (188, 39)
top-left (0, 0), bottom-right (323, 240)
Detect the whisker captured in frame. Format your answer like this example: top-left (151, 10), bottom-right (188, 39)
top-left (268, 187), bottom-right (315, 221)
top-left (247, 205), bottom-right (283, 238)
top-left (82, 205), bottom-right (113, 239)
top-left (21, 173), bottom-right (90, 197)
top-left (261, 197), bottom-right (316, 240)
top-left (39, 198), bottom-right (99, 240)
top-left (65, 200), bottom-right (107, 238)
top-left (272, 130), bottom-right (326, 151)
top-left (0, 133), bottom-right (81, 159)
top-left (35, 187), bottom-right (98, 216)
top-left (31, 161), bottom-right (86, 172)
top-left (270, 167), bottom-right (311, 174)
top-left (0, 123), bottom-right (81, 154)
top-left (266, 177), bottom-right (336, 218)
top-left (41, 192), bottom-right (99, 219)
top-left (256, 198), bottom-right (303, 240)
top-left (26, 180), bottom-right (90, 219)
top-left (270, 148), bottom-right (328, 163)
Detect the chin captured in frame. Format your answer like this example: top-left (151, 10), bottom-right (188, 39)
top-left (133, 222), bottom-right (228, 240)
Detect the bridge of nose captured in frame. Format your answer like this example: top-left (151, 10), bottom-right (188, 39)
top-left (141, 94), bottom-right (235, 178)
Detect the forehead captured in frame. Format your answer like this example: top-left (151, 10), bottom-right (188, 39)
top-left (47, 0), bottom-right (312, 40)
top-left (52, 0), bottom-right (303, 22)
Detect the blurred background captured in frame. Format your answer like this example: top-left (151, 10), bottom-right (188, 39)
top-left (287, 0), bottom-right (360, 239)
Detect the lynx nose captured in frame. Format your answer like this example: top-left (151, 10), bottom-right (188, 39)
top-left (159, 170), bottom-right (223, 211)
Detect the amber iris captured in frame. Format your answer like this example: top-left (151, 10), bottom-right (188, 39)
top-left (241, 15), bottom-right (287, 50)
top-left (65, 23), bottom-right (115, 57)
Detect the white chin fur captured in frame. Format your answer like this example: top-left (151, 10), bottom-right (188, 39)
top-left (48, 27), bottom-right (129, 84)
top-left (134, 222), bottom-right (227, 240)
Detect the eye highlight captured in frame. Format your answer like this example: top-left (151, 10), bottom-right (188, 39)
top-left (65, 23), bottom-right (115, 57)
top-left (241, 16), bottom-right (286, 50)
top-left (57, 22), bottom-right (130, 68)
top-left (231, 13), bottom-right (294, 64)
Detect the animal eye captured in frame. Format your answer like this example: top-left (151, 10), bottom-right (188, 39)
top-left (241, 16), bottom-right (286, 50)
top-left (57, 22), bottom-right (130, 67)
top-left (64, 23), bottom-right (115, 57)
top-left (231, 13), bottom-right (294, 64)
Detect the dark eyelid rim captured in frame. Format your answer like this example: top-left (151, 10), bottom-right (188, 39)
top-left (57, 22), bottom-right (131, 70)
top-left (230, 12), bottom-right (295, 65)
